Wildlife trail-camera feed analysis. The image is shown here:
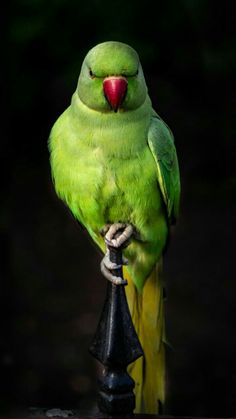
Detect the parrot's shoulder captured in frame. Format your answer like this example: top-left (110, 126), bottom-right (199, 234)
top-left (147, 112), bottom-right (181, 223)
top-left (49, 107), bottom-right (73, 146)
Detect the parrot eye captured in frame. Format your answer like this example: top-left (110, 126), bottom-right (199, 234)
top-left (89, 69), bottom-right (95, 78)
top-left (135, 69), bottom-right (139, 76)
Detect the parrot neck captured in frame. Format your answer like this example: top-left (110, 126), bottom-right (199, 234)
top-left (70, 93), bottom-right (152, 157)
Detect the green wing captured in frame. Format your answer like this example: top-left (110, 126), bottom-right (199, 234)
top-left (148, 112), bottom-right (180, 224)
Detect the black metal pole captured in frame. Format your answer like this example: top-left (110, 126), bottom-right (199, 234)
top-left (89, 243), bottom-right (143, 416)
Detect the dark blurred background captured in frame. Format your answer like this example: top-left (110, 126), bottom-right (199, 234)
top-left (2, 0), bottom-right (236, 417)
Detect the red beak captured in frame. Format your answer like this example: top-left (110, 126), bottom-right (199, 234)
top-left (103, 77), bottom-right (128, 112)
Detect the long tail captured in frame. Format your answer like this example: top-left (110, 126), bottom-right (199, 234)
top-left (124, 260), bottom-right (166, 414)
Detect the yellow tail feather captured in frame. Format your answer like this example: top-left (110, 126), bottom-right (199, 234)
top-left (124, 261), bottom-right (166, 414)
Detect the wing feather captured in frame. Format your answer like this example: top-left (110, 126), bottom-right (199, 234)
top-left (148, 113), bottom-right (180, 224)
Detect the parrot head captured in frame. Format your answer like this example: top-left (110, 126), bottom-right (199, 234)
top-left (77, 41), bottom-right (148, 112)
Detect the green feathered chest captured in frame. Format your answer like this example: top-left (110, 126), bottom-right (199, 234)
top-left (49, 105), bottom-right (165, 240)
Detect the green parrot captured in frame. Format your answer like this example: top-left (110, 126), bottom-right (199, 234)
top-left (49, 41), bottom-right (180, 414)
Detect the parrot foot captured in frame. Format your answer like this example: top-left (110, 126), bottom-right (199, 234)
top-left (100, 223), bottom-right (132, 285)
top-left (100, 254), bottom-right (128, 286)
top-left (105, 223), bottom-right (134, 249)
top-left (102, 251), bottom-right (128, 269)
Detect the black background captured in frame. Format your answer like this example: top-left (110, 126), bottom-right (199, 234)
top-left (2, 0), bottom-right (236, 417)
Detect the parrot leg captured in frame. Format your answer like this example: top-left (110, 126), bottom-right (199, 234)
top-left (100, 253), bottom-right (128, 285)
top-left (104, 223), bottom-right (134, 248)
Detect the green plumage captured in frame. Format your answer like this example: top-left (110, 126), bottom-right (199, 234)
top-left (49, 41), bottom-right (180, 413)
